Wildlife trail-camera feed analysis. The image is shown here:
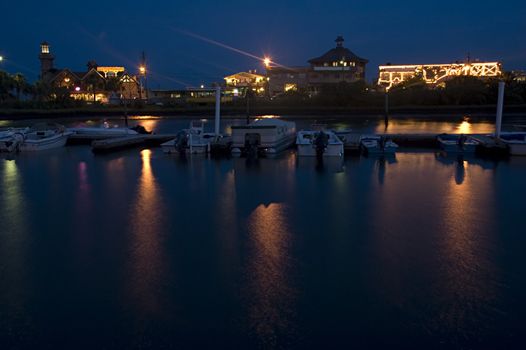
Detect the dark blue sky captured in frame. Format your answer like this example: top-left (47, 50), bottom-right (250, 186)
top-left (1, 0), bottom-right (525, 88)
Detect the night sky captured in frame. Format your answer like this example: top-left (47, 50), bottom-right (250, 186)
top-left (1, 0), bottom-right (525, 88)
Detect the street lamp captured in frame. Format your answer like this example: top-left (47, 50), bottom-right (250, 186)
top-left (264, 57), bottom-right (271, 68)
top-left (139, 65), bottom-right (146, 75)
top-left (0, 56), bottom-right (4, 62)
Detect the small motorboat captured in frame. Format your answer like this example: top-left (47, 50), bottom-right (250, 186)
top-left (1, 123), bottom-right (72, 152)
top-left (296, 130), bottom-right (343, 157)
top-left (499, 132), bottom-right (526, 156)
top-left (161, 121), bottom-right (226, 155)
top-left (68, 121), bottom-right (147, 141)
top-left (231, 118), bottom-right (296, 157)
top-left (0, 128), bottom-right (30, 152)
top-left (333, 129), bottom-right (361, 152)
top-left (437, 134), bottom-right (480, 153)
top-left (360, 135), bottom-right (398, 155)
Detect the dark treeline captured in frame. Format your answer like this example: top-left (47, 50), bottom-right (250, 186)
top-left (269, 73), bottom-right (526, 108)
top-left (2, 70), bottom-right (526, 111)
top-left (0, 70), bottom-right (87, 109)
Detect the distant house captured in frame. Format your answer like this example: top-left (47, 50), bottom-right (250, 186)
top-left (38, 42), bottom-right (142, 103)
top-left (267, 36), bottom-right (368, 96)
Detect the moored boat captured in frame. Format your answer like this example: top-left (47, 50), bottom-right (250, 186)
top-left (499, 132), bottom-right (526, 156)
top-left (1, 123), bottom-right (72, 152)
top-left (0, 128), bottom-right (29, 152)
top-left (231, 119), bottom-right (296, 157)
top-left (68, 121), bottom-right (145, 141)
top-left (161, 121), bottom-right (227, 155)
top-left (360, 135), bottom-right (398, 155)
top-left (437, 134), bottom-right (480, 153)
top-left (296, 130), bottom-right (343, 157)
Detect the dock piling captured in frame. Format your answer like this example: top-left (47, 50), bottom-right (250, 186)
top-left (495, 81), bottom-right (505, 138)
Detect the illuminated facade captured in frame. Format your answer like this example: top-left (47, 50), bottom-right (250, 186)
top-left (267, 36), bottom-right (368, 96)
top-left (378, 61), bottom-right (502, 90)
top-left (224, 71), bottom-right (266, 96)
top-left (38, 42), bottom-right (142, 103)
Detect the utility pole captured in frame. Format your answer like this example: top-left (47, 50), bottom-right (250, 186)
top-left (384, 87), bottom-right (389, 130)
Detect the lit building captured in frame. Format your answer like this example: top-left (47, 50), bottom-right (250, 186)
top-left (267, 36), bottom-right (368, 96)
top-left (378, 61), bottom-right (503, 90)
top-left (148, 88), bottom-right (232, 105)
top-left (223, 71), bottom-right (266, 96)
top-left (38, 42), bottom-right (142, 103)
top-left (511, 70), bottom-right (526, 83)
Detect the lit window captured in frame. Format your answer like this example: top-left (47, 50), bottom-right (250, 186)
top-left (284, 83), bottom-right (297, 92)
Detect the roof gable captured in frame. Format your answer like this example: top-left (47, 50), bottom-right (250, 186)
top-left (308, 47), bottom-right (368, 65)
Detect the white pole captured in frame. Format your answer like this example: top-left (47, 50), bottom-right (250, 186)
top-left (495, 81), bottom-right (505, 138)
top-left (215, 86), bottom-right (221, 136)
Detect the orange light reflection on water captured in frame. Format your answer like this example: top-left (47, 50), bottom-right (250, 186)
top-left (129, 149), bottom-right (165, 314)
top-left (247, 203), bottom-right (295, 347)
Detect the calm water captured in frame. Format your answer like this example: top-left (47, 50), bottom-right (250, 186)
top-left (1, 117), bottom-right (526, 349)
top-left (1, 113), bottom-right (523, 136)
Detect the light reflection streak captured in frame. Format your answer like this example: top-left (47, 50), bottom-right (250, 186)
top-left (374, 119), bottom-right (494, 135)
top-left (1, 160), bottom-right (29, 321)
top-left (457, 121), bottom-right (472, 134)
top-left (129, 150), bottom-right (165, 314)
top-left (434, 156), bottom-right (498, 340)
top-left (246, 203), bottom-right (295, 347)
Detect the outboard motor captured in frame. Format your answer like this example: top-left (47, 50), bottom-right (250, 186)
top-left (458, 134), bottom-right (467, 149)
top-left (175, 131), bottom-right (189, 154)
top-left (245, 133), bottom-right (260, 159)
top-left (3, 132), bottom-right (26, 153)
top-left (314, 131), bottom-right (329, 158)
top-left (130, 125), bottom-right (152, 134)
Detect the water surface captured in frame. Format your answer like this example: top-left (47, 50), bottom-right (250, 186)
top-left (1, 118), bottom-right (526, 349)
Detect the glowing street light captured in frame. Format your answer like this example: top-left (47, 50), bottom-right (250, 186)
top-left (264, 57), bottom-right (271, 67)
top-left (139, 65), bottom-right (146, 75)
top-left (0, 56), bottom-right (3, 62)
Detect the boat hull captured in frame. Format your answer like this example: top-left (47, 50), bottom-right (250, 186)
top-left (20, 132), bottom-right (72, 152)
top-left (297, 144), bottom-right (343, 157)
top-left (508, 143), bottom-right (526, 156)
top-left (231, 120), bottom-right (296, 156)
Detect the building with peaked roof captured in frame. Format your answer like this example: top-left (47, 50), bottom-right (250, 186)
top-left (267, 36), bottom-right (368, 97)
top-left (38, 42), bottom-right (142, 103)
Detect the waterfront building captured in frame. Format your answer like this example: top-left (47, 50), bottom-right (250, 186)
top-left (223, 71), bottom-right (267, 97)
top-left (378, 61), bottom-right (503, 90)
top-left (511, 70), bottom-right (526, 83)
top-left (267, 36), bottom-right (368, 97)
top-left (148, 88), bottom-right (232, 105)
top-left (38, 42), bottom-right (142, 103)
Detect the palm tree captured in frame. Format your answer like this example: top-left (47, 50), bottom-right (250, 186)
top-left (13, 73), bottom-right (29, 101)
top-left (0, 70), bottom-right (15, 102)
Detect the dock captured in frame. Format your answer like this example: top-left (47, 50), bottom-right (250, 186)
top-left (91, 134), bottom-right (177, 153)
top-left (82, 131), bottom-right (510, 156)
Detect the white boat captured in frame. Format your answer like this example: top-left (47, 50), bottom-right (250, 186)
top-left (499, 132), bottom-right (526, 156)
top-left (296, 130), bottom-right (343, 157)
top-left (333, 129), bottom-right (361, 152)
top-left (1, 124), bottom-right (72, 152)
top-left (437, 134), bottom-right (480, 153)
top-left (360, 135), bottom-right (398, 155)
top-left (0, 128), bottom-right (29, 152)
top-left (231, 119), bottom-right (296, 157)
top-left (161, 121), bottom-right (215, 154)
top-left (68, 122), bottom-right (139, 139)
